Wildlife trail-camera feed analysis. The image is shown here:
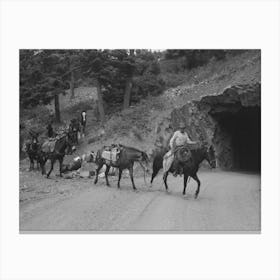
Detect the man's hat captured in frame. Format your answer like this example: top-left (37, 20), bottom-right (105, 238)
top-left (179, 122), bottom-right (186, 129)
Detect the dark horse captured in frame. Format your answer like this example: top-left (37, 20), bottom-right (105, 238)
top-left (150, 144), bottom-right (216, 198)
top-left (93, 145), bottom-right (150, 190)
top-left (69, 118), bottom-right (80, 145)
top-left (25, 132), bottom-right (41, 171)
top-left (40, 133), bottom-right (76, 178)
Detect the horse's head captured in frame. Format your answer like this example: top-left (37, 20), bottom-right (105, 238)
top-left (205, 145), bottom-right (216, 169)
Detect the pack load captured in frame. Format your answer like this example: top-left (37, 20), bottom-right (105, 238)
top-left (101, 144), bottom-right (121, 164)
top-left (41, 139), bottom-right (56, 153)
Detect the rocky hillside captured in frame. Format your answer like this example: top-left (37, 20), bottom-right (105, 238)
top-left (80, 51), bottom-right (261, 162)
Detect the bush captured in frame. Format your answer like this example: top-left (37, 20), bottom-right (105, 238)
top-left (131, 74), bottom-right (165, 102)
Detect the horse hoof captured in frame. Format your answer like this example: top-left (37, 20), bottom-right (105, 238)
top-left (106, 184), bottom-right (111, 187)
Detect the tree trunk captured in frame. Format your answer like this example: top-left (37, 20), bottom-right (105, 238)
top-left (123, 78), bottom-right (133, 110)
top-left (70, 70), bottom-right (75, 99)
top-left (95, 79), bottom-right (105, 124)
top-left (123, 49), bottom-right (134, 110)
top-left (54, 92), bottom-right (61, 123)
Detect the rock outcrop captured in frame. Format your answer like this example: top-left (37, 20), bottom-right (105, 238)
top-left (154, 82), bottom-right (261, 171)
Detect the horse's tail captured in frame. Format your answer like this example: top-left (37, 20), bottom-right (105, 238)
top-left (140, 151), bottom-right (149, 164)
top-left (139, 151), bottom-right (149, 187)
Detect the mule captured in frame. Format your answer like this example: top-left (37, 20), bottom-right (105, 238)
top-left (151, 144), bottom-right (216, 198)
top-left (93, 145), bottom-right (150, 190)
top-left (40, 133), bottom-right (76, 178)
top-left (25, 133), bottom-right (41, 171)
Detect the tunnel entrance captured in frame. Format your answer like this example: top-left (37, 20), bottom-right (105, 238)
top-left (211, 106), bottom-right (261, 172)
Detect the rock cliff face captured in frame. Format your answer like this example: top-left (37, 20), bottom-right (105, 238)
top-left (154, 82), bottom-right (261, 171)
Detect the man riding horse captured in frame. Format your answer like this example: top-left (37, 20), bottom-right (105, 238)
top-left (164, 122), bottom-right (197, 176)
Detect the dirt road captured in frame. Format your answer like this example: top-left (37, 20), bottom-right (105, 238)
top-left (19, 169), bottom-right (260, 232)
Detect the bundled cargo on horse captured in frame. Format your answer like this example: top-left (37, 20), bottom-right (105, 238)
top-left (101, 145), bottom-right (121, 164)
top-left (93, 144), bottom-right (150, 190)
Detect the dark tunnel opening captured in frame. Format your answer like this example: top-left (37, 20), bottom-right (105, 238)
top-left (211, 106), bottom-right (261, 173)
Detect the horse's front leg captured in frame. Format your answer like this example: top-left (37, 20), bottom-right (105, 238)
top-left (47, 158), bottom-right (55, 178)
top-left (192, 173), bottom-right (201, 199)
top-left (104, 165), bottom-right (111, 187)
top-left (58, 157), bottom-right (64, 177)
top-left (150, 165), bottom-right (161, 187)
top-left (117, 169), bottom-right (123, 189)
top-left (183, 173), bottom-right (189, 195)
top-left (128, 166), bottom-right (136, 191)
top-left (163, 171), bottom-right (169, 191)
top-left (94, 163), bottom-right (103, 184)
top-left (36, 159), bottom-right (40, 170)
top-left (41, 162), bottom-right (46, 175)
top-left (40, 157), bottom-right (47, 175)
top-left (29, 156), bottom-right (34, 171)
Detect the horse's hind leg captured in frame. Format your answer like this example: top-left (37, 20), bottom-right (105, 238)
top-left (183, 174), bottom-right (189, 195)
top-left (47, 159), bottom-right (55, 178)
top-left (117, 169), bottom-right (123, 189)
top-left (94, 164), bottom-right (103, 184)
top-left (128, 166), bottom-right (136, 191)
top-left (163, 172), bottom-right (169, 191)
top-left (104, 165), bottom-right (111, 187)
top-left (192, 173), bottom-right (201, 199)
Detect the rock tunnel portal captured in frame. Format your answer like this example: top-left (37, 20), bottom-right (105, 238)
top-left (199, 83), bottom-right (261, 172)
top-left (211, 106), bottom-right (261, 172)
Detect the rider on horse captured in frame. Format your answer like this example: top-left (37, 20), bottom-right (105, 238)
top-left (166, 122), bottom-right (197, 176)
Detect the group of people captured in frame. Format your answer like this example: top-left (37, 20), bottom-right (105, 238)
top-left (46, 110), bottom-right (87, 140)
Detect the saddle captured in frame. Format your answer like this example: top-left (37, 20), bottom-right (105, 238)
top-left (101, 144), bottom-right (121, 164)
top-left (174, 143), bottom-right (199, 163)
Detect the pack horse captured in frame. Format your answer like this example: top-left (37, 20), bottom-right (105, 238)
top-left (92, 144), bottom-right (150, 190)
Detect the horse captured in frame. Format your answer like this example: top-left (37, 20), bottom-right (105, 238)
top-left (150, 144), bottom-right (216, 199)
top-left (24, 133), bottom-right (41, 171)
top-left (40, 132), bottom-right (76, 178)
top-left (69, 118), bottom-right (80, 145)
top-left (93, 145), bottom-right (150, 190)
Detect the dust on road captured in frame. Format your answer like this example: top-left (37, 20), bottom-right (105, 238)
top-left (20, 167), bottom-right (260, 232)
